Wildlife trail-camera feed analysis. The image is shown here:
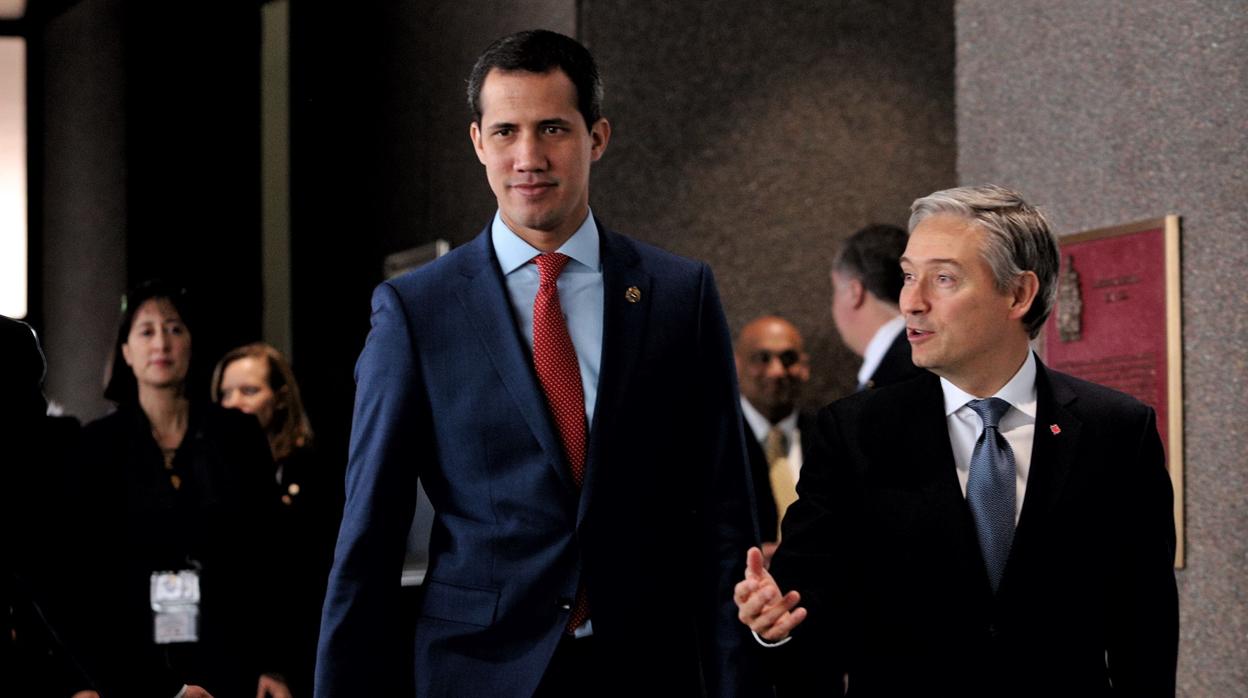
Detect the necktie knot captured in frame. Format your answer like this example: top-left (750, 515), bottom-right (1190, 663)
top-left (967, 397), bottom-right (1011, 430)
top-left (765, 426), bottom-right (789, 461)
top-left (535, 253), bottom-right (572, 287)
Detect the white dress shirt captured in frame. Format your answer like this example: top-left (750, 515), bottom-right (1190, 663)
top-left (939, 351), bottom-right (1038, 523)
top-left (856, 315), bottom-right (907, 389)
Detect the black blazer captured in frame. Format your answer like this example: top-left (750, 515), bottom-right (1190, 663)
top-left (0, 316), bottom-right (68, 695)
top-left (76, 402), bottom-right (279, 697)
top-left (745, 410), bottom-right (819, 542)
top-left (271, 445), bottom-right (341, 698)
top-left (769, 359), bottom-right (1178, 697)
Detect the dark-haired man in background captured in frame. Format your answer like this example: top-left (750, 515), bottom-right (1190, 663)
top-left (737, 185), bottom-right (1178, 696)
top-left (317, 30), bottom-right (761, 697)
top-left (829, 223), bottom-right (923, 391)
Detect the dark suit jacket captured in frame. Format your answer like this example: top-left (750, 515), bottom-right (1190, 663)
top-left (769, 358), bottom-right (1178, 697)
top-left (317, 223), bottom-right (761, 697)
top-left (76, 402), bottom-right (279, 697)
top-left (0, 316), bottom-right (58, 695)
top-left (861, 326), bottom-right (924, 390)
top-left (745, 410), bottom-right (818, 542)
top-left (271, 445), bottom-right (341, 698)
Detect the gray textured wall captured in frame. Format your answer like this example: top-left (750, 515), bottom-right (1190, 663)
top-left (581, 0), bottom-right (956, 404)
top-left (956, 2), bottom-right (1248, 695)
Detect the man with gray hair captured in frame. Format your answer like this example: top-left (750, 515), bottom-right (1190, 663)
top-left (736, 185), bottom-right (1178, 696)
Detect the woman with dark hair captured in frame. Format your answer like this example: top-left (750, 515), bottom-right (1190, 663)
top-left (76, 280), bottom-right (291, 698)
top-left (211, 343), bottom-right (338, 698)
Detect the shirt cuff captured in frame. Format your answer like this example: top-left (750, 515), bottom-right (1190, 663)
top-left (173, 685), bottom-right (189, 698)
top-left (752, 629), bottom-right (793, 647)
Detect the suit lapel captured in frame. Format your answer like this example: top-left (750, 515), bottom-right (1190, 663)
top-left (578, 226), bottom-right (650, 526)
top-left (1008, 360), bottom-right (1082, 572)
top-left (454, 230), bottom-right (577, 495)
top-left (893, 376), bottom-right (978, 546)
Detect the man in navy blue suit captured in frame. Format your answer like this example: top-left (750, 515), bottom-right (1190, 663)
top-left (316, 30), bottom-right (762, 697)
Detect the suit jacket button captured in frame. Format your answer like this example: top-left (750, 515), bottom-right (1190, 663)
top-left (558, 597), bottom-right (573, 611)
top-left (987, 623), bottom-right (999, 638)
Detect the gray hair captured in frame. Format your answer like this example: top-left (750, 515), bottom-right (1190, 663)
top-left (908, 184), bottom-right (1060, 338)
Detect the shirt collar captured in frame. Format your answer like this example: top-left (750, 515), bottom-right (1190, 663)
top-left (857, 315), bottom-right (907, 387)
top-left (940, 350), bottom-right (1038, 418)
top-left (491, 209), bottom-right (601, 276)
top-left (739, 397), bottom-right (798, 442)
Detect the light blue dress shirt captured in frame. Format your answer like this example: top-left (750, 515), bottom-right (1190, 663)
top-left (491, 210), bottom-right (605, 426)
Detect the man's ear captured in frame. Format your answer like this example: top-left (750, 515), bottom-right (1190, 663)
top-left (848, 278), bottom-right (866, 310)
top-left (589, 118), bottom-right (611, 162)
top-left (1008, 271), bottom-right (1040, 321)
top-left (469, 121), bottom-right (487, 165)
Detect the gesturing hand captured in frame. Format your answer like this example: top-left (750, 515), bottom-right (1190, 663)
top-left (734, 546), bottom-right (807, 642)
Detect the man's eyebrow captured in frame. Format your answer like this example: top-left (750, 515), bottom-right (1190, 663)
top-left (899, 256), bottom-right (964, 268)
top-left (485, 117), bottom-right (574, 130)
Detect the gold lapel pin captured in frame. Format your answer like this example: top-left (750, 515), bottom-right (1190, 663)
top-left (625, 286), bottom-right (641, 303)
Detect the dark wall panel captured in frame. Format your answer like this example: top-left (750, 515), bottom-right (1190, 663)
top-left (40, 0), bottom-right (128, 420)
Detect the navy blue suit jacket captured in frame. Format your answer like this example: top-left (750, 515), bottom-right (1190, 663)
top-left (317, 223), bottom-right (762, 696)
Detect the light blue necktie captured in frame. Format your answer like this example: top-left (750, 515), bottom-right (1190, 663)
top-left (966, 398), bottom-right (1016, 593)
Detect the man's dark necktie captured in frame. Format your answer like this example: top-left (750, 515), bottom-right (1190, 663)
top-left (965, 397), bottom-right (1016, 593)
top-left (532, 252), bottom-right (590, 631)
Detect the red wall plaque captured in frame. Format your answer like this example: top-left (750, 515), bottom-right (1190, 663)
top-left (1042, 216), bottom-right (1184, 567)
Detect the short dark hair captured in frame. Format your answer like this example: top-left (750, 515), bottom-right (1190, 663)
top-left (467, 29), bottom-right (603, 131)
top-left (832, 223), bottom-right (910, 306)
top-left (909, 185), bottom-right (1060, 338)
top-left (103, 279), bottom-right (197, 404)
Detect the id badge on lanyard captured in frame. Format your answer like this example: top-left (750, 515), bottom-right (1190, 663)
top-left (150, 568), bottom-right (201, 644)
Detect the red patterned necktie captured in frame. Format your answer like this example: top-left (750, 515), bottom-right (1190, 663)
top-left (532, 252), bottom-right (590, 632)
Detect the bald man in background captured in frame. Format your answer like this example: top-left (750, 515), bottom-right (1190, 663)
top-left (735, 316), bottom-right (814, 561)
